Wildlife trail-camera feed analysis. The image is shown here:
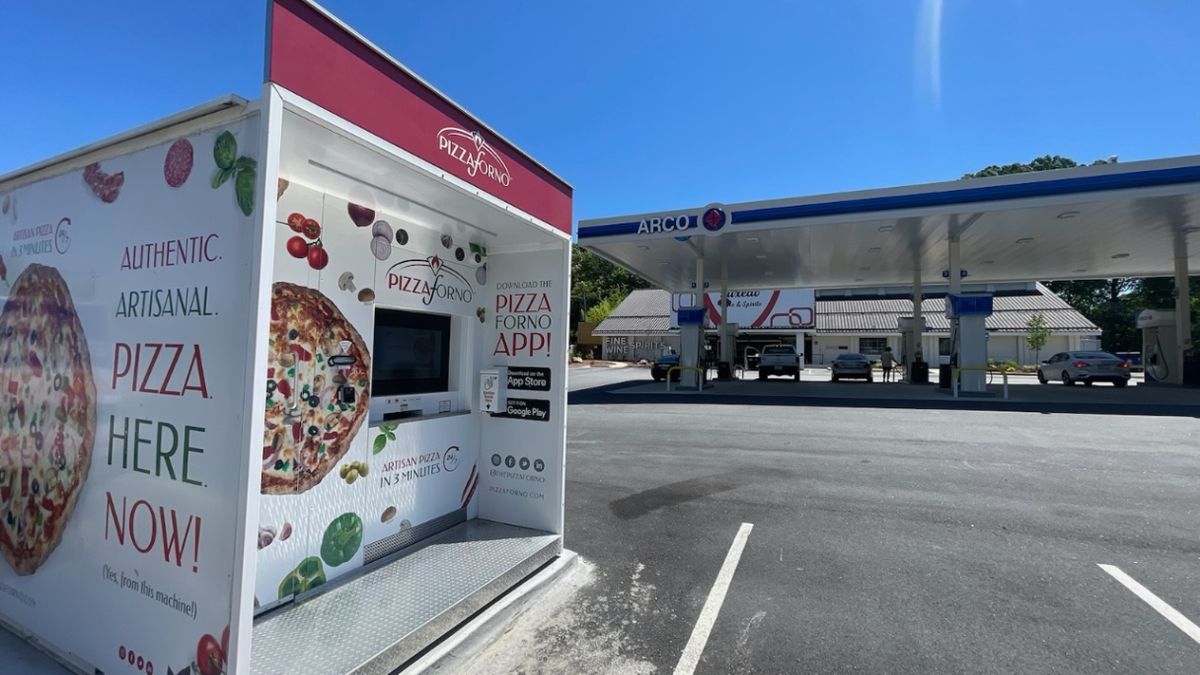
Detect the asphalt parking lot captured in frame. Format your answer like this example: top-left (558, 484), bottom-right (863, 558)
top-left (466, 369), bottom-right (1200, 674)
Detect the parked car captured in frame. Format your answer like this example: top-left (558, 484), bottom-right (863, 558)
top-left (831, 352), bottom-right (874, 382)
top-left (758, 345), bottom-right (800, 380)
top-left (1037, 351), bottom-right (1130, 387)
top-left (650, 352), bottom-right (681, 382)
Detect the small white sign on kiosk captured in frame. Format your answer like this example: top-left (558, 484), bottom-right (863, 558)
top-left (480, 367), bottom-right (508, 413)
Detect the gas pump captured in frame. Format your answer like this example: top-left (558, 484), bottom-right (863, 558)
top-left (946, 294), bottom-right (992, 393)
top-left (898, 316), bottom-right (928, 383)
top-left (677, 306), bottom-right (707, 389)
top-left (743, 346), bottom-right (759, 372)
top-left (1136, 309), bottom-right (1178, 384)
top-left (718, 322), bottom-right (738, 379)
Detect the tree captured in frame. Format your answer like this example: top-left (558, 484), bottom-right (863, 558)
top-left (1026, 312), bottom-right (1050, 364)
top-left (1126, 276), bottom-right (1200, 345)
top-left (584, 295), bottom-right (620, 325)
top-left (962, 155), bottom-right (1155, 353)
top-left (570, 244), bottom-right (651, 333)
top-left (961, 154), bottom-right (1079, 179)
top-left (1043, 278), bottom-right (1140, 352)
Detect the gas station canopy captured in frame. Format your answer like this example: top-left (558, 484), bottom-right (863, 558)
top-left (578, 156), bottom-right (1200, 291)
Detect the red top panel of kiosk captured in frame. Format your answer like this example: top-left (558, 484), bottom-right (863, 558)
top-left (268, 0), bottom-right (573, 234)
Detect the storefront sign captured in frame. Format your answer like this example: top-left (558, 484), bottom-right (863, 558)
top-left (603, 336), bottom-right (676, 361)
top-left (671, 287), bottom-right (816, 330)
top-left (437, 127), bottom-right (512, 188)
top-left (268, 0), bottom-right (572, 234)
top-left (637, 214), bottom-right (696, 235)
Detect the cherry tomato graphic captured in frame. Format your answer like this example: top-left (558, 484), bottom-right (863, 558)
top-left (307, 245), bottom-right (329, 270)
top-left (197, 634), bottom-right (223, 675)
top-left (286, 212), bottom-right (305, 232)
top-left (221, 625), bottom-right (230, 662)
top-left (286, 236), bottom-right (309, 259)
top-left (302, 218), bottom-right (321, 239)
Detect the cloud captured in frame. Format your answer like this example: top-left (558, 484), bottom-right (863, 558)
top-left (914, 0), bottom-right (944, 108)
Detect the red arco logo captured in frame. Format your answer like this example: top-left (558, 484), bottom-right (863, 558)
top-left (437, 127), bottom-right (512, 187)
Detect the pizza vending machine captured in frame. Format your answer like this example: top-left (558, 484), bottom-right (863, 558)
top-left (0, 1), bottom-right (572, 673)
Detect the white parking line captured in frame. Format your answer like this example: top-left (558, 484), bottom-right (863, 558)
top-left (673, 523), bottom-right (754, 675)
top-left (1098, 564), bottom-right (1200, 644)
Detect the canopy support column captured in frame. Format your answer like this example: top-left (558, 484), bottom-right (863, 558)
top-left (719, 263), bottom-right (732, 374)
top-left (948, 238), bottom-right (962, 295)
top-left (907, 267), bottom-right (924, 382)
top-left (947, 228), bottom-right (987, 392)
top-left (679, 257), bottom-right (705, 389)
top-left (1175, 228), bottom-right (1192, 380)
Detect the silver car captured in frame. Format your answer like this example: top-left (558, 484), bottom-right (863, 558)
top-left (831, 352), bottom-right (874, 382)
top-left (1037, 351), bottom-right (1131, 387)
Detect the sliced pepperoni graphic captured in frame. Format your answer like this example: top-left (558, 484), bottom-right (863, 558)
top-left (82, 163), bottom-right (124, 203)
top-left (164, 138), bottom-right (194, 188)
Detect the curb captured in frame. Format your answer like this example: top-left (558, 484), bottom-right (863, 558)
top-left (569, 387), bottom-right (1200, 418)
top-left (402, 549), bottom-right (580, 673)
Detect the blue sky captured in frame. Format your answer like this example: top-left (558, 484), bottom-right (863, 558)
top-left (4, 1), bottom-right (1198, 222)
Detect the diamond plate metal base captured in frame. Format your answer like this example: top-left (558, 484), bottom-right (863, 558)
top-left (251, 519), bottom-right (561, 675)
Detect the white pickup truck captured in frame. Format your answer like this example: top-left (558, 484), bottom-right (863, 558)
top-left (757, 345), bottom-right (801, 380)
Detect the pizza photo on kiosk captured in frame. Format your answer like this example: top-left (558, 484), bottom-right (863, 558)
top-left (263, 283), bottom-right (370, 494)
top-left (0, 264), bottom-right (97, 575)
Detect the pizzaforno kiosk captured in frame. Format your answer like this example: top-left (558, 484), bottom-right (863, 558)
top-left (0, 1), bottom-right (571, 673)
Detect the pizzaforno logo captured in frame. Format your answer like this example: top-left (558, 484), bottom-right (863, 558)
top-left (386, 255), bottom-right (474, 306)
top-left (437, 127), bottom-right (512, 187)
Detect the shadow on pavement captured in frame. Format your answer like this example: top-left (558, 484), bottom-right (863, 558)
top-left (608, 468), bottom-right (795, 520)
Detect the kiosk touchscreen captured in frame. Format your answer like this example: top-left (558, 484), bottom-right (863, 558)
top-left (370, 307), bottom-right (459, 422)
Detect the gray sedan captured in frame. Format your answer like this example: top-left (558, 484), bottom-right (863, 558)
top-left (1037, 351), bottom-right (1131, 387)
top-left (831, 352), bottom-right (874, 382)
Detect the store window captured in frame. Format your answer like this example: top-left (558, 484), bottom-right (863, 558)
top-left (859, 337), bottom-right (888, 355)
top-left (938, 338), bottom-right (952, 355)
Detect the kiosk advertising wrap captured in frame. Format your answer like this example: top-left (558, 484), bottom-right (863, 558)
top-left (0, 1), bottom-right (571, 672)
top-left (0, 116), bottom-right (262, 674)
top-left (255, 180), bottom-right (493, 602)
top-left (478, 251), bottom-right (567, 532)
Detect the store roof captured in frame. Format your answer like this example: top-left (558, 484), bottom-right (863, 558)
top-left (593, 285), bottom-right (1100, 336)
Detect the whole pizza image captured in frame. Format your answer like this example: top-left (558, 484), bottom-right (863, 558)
top-left (0, 1), bottom-right (571, 673)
